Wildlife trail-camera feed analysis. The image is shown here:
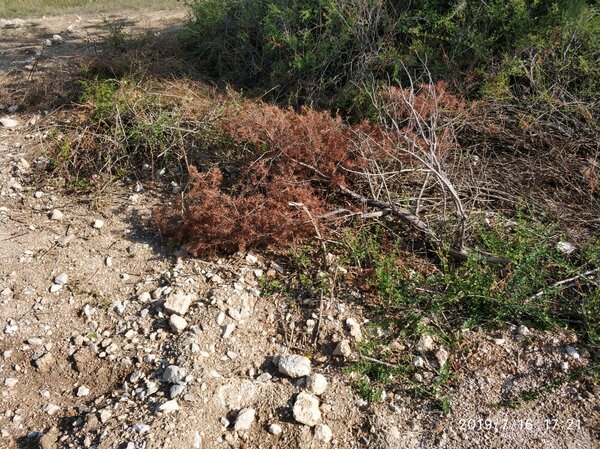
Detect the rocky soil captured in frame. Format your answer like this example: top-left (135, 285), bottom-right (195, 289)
top-left (1, 10), bottom-right (599, 449)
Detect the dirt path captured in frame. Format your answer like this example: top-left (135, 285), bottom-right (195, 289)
top-left (0, 10), bottom-right (599, 449)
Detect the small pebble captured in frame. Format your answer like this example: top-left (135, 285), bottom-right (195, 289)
top-left (234, 408), bottom-right (255, 431)
top-left (565, 346), bottom-right (580, 359)
top-left (54, 273), bottom-right (68, 285)
top-left (157, 400), bottom-right (180, 414)
top-left (76, 385), bottom-right (90, 397)
top-left (269, 423), bottom-right (283, 435)
top-left (314, 424), bottom-right (333, 443)
top-left (50, 209), bottom-right (64, 220)
top-left (169, 314), bottom-right (188, 334)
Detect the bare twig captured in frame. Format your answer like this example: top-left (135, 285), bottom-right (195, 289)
top-left (359, 354), bottom-right (398, 368)
top-left (337, 185), bottom-right (510, 264)
top-left (289, 202), bottom-right (335, 347)
top-left (527, 268), bottom-right (600, 301)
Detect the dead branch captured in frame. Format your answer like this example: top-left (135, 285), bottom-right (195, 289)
top-left (338, 184), bottom-right (510, 264)
top-left (527, 268), bottom-right (599, 302)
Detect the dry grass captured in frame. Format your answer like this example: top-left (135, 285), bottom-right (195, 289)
top-left (0, 0), bottom-right (182, 19)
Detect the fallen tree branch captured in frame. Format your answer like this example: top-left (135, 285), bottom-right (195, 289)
top-left (338, 184), bottom-right (510, 265)
top-left (359, 354), bottom-right (398, 368)
top-left (527, 268), bottom-right (600, 301)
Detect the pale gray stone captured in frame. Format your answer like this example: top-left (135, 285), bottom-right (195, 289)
top-left (293, 392), bottom-right (321, 426)
top-left (278, 354), bottom-right (311, 378)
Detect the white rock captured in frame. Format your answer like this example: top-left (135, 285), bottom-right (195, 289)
top-left (54, 273), bottom-right (68, 285)
top-left (293, 392), bottom-right (321, 426)
top-left (52, 34), bottom-right (63, 43)
top-left (221, 323), bottom-right (236, 339)
top-left (27, 338), bottom-right (43, 346)
top-left (76, 385), bottom-right (90, 397)
top-left (345, 317), bottom-right (362, 341)
top-left (234, 408), bottom-right (256, 431)
top-left (164, 291), bottom-right (194, 316)
top-left (216, 311), bottom-right (225, 326)
top-left (157, 399), bottom-right (180, 413)
top-left (417, 334), bottom-right (435, 352)
top-left (162, 365), bottom-right (187, 384)
top-left (49, 284), bottom-right (62, 293)
top-left (413, 356), bottom-right (426, 368)
top-left (0, 117), bottom-right (18, 128)
top-left (169, 314), bottom-right (188, 334)
top-left (105, 256), bottom-right (112, 267)
top-left (565, 346), bottom-right (580, 359)
top-left (256, 372), bottom-right (272, 382)
top-left (146, 382), bottom-right (159, 396)
top-left (278, 354), bottom-right (311, 378)
top-left (4, 378), bottom-right (18, 388)
top-left (517, 325), bottom-right (529, 336)
top-left (305, 374), bottom-right (328, 395)
top-left (92, 219), bottom-right (104, 229)
top-left (44, 39), bottom-right (52, 47)
top-left (137, 291), bottom-right (151, 302)
top-left (133, 423), bottom-right (150, 434)
top-left (333, 340), bottom-right (351, 357)
top-left (170, 384), bottom-right (185, 398)
top-left (50, 209), bottom-right (64, 220)
top-left (34, 353), bottom-right (55, 373)
top-left (99, 409), bottom-right (112, 423)
top-left (557, 241), bottom-right (576, 255)
top-left (314, 424), bottom-right (333, 443)
top-left (193, 431), bottom-right (202, 448)
top-left (43, 404), bottom-right (60, 416)
top-left (269, 423), bottom-right (283, 435)
top-left (245, 254), bottom-right (258, 264)
top-left (7, 105), bottom-right (18, 113)
top-left (1, 288), bottom-right (12, 297)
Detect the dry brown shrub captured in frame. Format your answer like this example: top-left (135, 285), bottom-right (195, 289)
top-left (153, 164), bottom-right (327, 255)
top-left (153, 83), bottom-right (473, 257)
top-left (153, 101), bottom-right (361, 256)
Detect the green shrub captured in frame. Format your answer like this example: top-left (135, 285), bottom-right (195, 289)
top-left (186, 0), bottom-right (599, 116)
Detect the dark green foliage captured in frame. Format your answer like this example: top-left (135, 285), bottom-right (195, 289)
top-left (186, 0), bottom-right (599, 116)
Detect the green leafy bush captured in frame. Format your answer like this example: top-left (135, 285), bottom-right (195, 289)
top-left (186, 0), bottom-right (599, 116)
